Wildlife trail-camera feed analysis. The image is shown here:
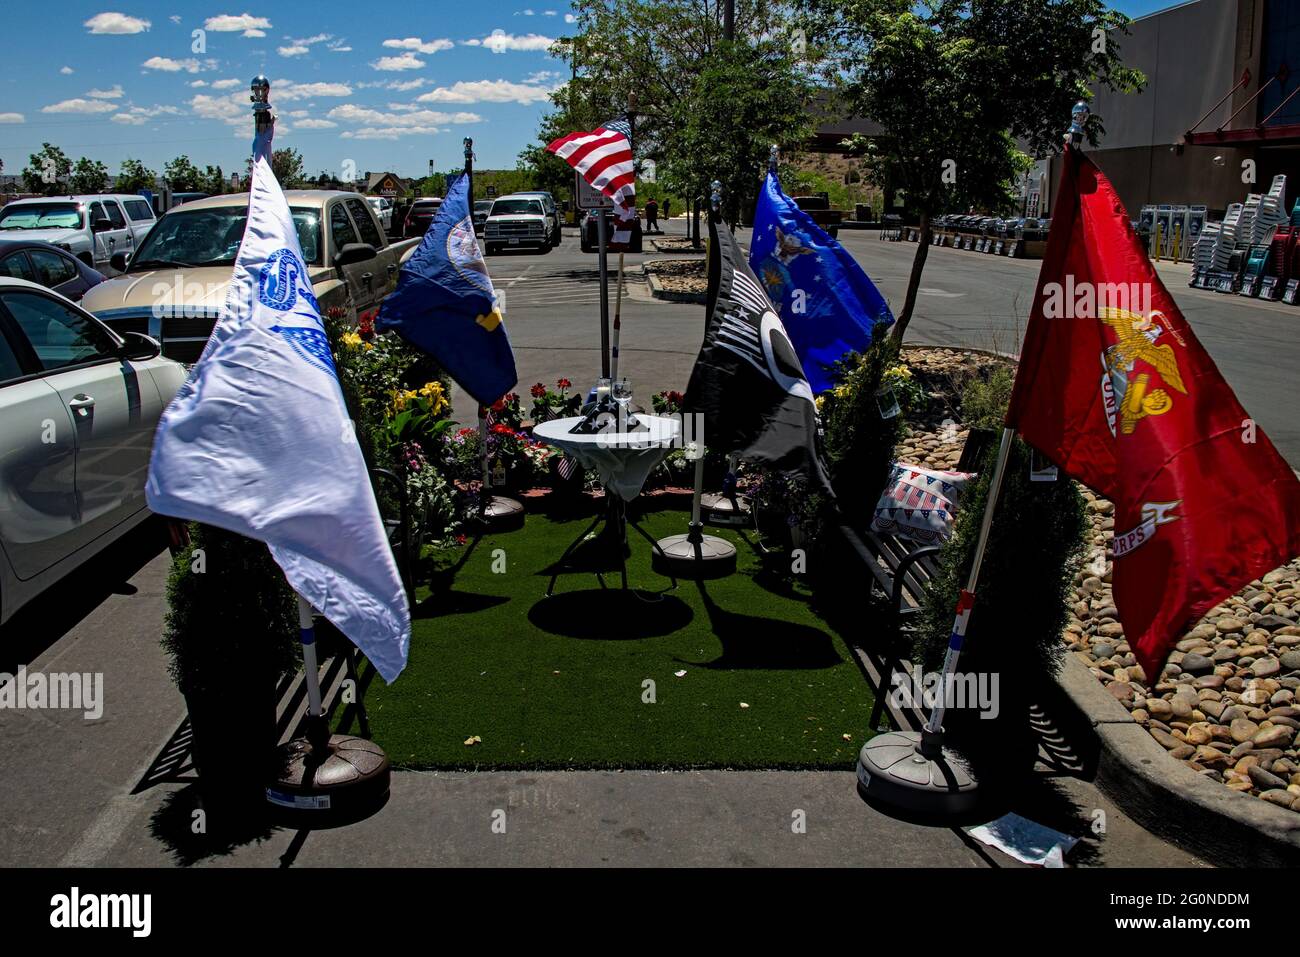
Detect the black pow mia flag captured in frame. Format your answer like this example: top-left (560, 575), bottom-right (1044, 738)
top-left (684, 214), bottom-right (832, 493)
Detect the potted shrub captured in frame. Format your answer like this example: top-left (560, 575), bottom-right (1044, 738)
top-left (162, 524), bottom-right (299, 815)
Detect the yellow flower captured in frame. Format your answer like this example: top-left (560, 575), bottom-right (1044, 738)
top-left (341, 331), bottom-right (363, 349)
top-left (815, 395), bottom-right (825, 413)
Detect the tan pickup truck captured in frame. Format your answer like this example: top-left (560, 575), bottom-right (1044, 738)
top-left (82, 190), bottom-right (419, 362)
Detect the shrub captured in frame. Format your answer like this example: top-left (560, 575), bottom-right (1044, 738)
top-left (818, 326), bottom-right (915, 526)
top-left (162, 524), bottom-right (300, 699)
top-left (915, 375), bottom-right (1088, 764)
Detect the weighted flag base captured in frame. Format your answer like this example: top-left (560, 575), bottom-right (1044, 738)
top-left (856, 729), bottom-right (979, 817)
top-left (266, 723), bottom-right (391, 826)
top-left (701, 493), bottom-right (750, 528)
top-left (653, 522), bottom-right (737, 579)
top-left (478, 495), bottom-right (525, 532)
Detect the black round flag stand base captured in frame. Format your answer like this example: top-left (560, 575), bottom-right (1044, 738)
top-left (856, 729), bottom-right (979, 817)
top-left (266, 721), bottom-right (391, 827)
top-left (478, 495), bottom-right (525, 532)
top-left (701, 492), bottom-right (750, 528)
top-left (653, 522), bottom-right (737, 579)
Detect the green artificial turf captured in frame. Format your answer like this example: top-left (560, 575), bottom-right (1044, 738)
top-left (364, 504), bottom-right (876, 769)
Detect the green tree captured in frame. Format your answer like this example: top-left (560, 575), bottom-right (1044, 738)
top-left (201, 164), bottom-right (227, 195)
top-left (69, 157), bottom-right (110, 194)
top-left (116, 158), bottom-right (157, 193)
top-left (164, 154), bottom-right (203, 192)
top-left (802, 0), bottom-right (1144, 343)
top-left (271, 148), bottom-right (306, 188)
top-left (21, 143), bottom-right (72, 196)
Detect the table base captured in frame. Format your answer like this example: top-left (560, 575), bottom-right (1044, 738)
top-left (545, 492), bottom-right (678, 597)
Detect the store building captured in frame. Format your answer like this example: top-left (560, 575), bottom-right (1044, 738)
top-left (1043, 0), bottom-right (1300, 219)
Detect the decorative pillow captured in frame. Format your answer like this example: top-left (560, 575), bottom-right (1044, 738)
top-left (871, 463), bottom-right (974, 544)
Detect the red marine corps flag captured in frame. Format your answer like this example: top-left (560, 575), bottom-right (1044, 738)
top-left (1006, 146), bottom-right (1300, 680)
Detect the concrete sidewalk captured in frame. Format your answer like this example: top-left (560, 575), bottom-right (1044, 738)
top-left (0, 527), bottom-right (1207, 868)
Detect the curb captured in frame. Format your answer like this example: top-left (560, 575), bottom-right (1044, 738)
top-left (650, 238), bottom-right (705, 254)
top-left (645, 270), bottom-right (707, 304)
top-left (1054, 650), bottom-right (1300, 865)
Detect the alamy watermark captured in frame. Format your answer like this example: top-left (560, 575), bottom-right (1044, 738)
top-left (889, 665), bottom-right (1000, 719)
top-left (0, 667), bottom-right (104, 720)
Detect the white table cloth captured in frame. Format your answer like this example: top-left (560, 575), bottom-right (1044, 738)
top-left (533, 414), bottom-right (681, 502)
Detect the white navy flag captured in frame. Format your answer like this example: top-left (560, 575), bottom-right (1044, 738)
top-left (146, 125), bottom-right (411, 681)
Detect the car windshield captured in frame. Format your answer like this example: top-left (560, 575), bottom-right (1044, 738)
top-left (128, 205), bottom-right (323, 268)
top-left (475, 201), bottom-right (493, 213)
top-left (492, 199), bottom-right (543, 216)
top-left (0, 203), bottom-right (83, 230)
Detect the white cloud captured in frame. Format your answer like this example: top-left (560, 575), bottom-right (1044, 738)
top-left (190, 79), bottom-right (208, 87)
top-left (295, 118), bottom-right (338, 129)
top-left (382, 37), bottom-right (454, 54)
top-left (111, 104), bottom-right (184, 124)
top-left (386, 78), bottom-right (426, 92)
top-left (298, 32), bottom-right (331, 44)
top-left (462, 30), bottom-right (554, 53)
top-left (141, 56), bottom-right (214, 73)
top-left (417, 79), bottom-right (554, 105)
top-left (210, 78), bottom-right (242, 89)
top-left (519, 8), bottom-right (535, 15)
top-left (371, 52), bottom-right (425, 71)
top-left (85, 12), bottom-right (152, 34)
top-left (189, 92), bottom-right (244, 124)
top-left (329, 44), bottom-right (351, 52)
top-left (327, 38), bottom-right (351, 52)
top-left (544, 9), bottom-right (558, 15)
top-left (277, 81), bottom-right (352, 100)
top-left (169, 14), bottom-right (181, 24)
top-left (0, 113), bottom-right (25, 123)
top-left (42, 98), bottom-right (119, 114)
top-left (60, 66), bottom-right (75, 75)
top-left (565, 13), bottom-right (576, 23)
top-left (328, 103), bottom-right (481, 136)
top-left (87, 84), bottom-right (125, 99)
top-left (278, 44), bottom-right (309, 57)
top-left (204, 14), bottom-right (272, 36)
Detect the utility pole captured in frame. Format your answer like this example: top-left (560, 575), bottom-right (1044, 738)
top-left (724, 0), bottom-right (734, 41)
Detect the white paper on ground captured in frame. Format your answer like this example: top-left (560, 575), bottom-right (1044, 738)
top-left (965, 813), bottom-right (1079, 868)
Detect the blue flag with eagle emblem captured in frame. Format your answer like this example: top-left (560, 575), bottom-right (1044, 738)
top-left (145, 124), bottom-right (411, 682)
top-left (749, 171), bottom-right (893, 395)
top-left (376, 173), bottom-right (516, 406)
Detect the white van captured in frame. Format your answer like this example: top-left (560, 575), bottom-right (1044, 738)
top-left (0, 194), bottom-right (154, 270)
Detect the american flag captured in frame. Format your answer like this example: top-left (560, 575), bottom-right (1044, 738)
top-left (546, 118), bottom-right (637, 243)
top-left (557, 454), bottom-right (579, 480)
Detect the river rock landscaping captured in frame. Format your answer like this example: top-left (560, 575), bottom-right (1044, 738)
top-left (894, 346), bottom-right (1300, 814)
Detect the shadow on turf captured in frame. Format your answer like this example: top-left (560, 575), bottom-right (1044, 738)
top-left (676, 580), bottom-right (844, 670)
top-left (528, 588), bottom-right (694, 639)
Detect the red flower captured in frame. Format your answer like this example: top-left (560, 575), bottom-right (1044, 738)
top-left (491, 423), bottom-right (514, 436)
top-left (491, 398), bottom-right (505, 412)
top-left (530, 382), bottom-right (546, 398)
top-left (456, 533), bottom-right (467, 545)
top-left (357, 309), bottom-right (376, 340)
top-left (456, 427), bottom-right (476, 438)
top-left (505, 392), bottom-right (519, 405)
top-left (557, 377), bottom-right (572, 390)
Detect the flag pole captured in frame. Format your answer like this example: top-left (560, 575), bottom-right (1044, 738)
top-left (610, 97), bottom-right (636, 386)
top-left (856, 103), bottom-right (1091, 818)
top-left (653, 179), bottom-right (737, 580)
top-left (247, 75), bottom-right (391, 823)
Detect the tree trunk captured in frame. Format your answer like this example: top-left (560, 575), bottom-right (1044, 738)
top-left (691, 198), bottom-right (701, 248)
top-left (890, 210), bottom-right (931, 345)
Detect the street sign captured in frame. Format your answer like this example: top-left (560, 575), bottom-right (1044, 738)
top-left (485, 184), bottom-right (497, 198)
top-left (575, 171), bottom-right (612, 210)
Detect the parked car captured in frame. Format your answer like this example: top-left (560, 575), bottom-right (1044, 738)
top-left (473, 199), bottom-right (493, 235)
top-left (511, 191), bottom-right (562, 247)
top-left (83, 190), bottom-right (419, 363)
top-left (0, 194), bottom-right (153, 271)
top-left (403, 198), bottom-right (443, 238)
top-left (169, 192), bottom-right (209, 208)
top-left (367, 196), bottom-right (393, 232)
top-left (579, 207), bottom-right (643, 254)
top-left (0, 239), bottom-right (106, 301)
top-left (0, 276), bottom-right (185, 624)
top-left (484, 195), bottom-right (557, 254)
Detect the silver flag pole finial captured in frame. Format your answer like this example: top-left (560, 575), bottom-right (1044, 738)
top-left (1066, 100), bottom-right (1089, 149)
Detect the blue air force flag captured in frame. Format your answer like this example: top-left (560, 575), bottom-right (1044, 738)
top-left (749, 171), bottom-right (894, 395)
top-left (146, 126), bottom-right (411, 682)
top-left (376, 173), bottom-right (517, 407)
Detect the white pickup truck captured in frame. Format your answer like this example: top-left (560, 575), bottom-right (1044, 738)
top-left (82, 190), bottom-right (418, 362)
top-left (0, 194), bottom-right (157, 270)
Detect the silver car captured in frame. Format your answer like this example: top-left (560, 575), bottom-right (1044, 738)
top-left (0, 276), bottom-right (185, 623)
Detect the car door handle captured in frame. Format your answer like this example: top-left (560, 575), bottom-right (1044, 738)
top-left (68, 393), bottom-right (96, 415)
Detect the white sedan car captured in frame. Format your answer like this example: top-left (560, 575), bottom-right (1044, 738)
top-left (0, 277), bottom-right (186, 624)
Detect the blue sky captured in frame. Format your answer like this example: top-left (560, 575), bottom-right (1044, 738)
top-left (0, 1), bottom-right (1176, 184)
top-left (0, 2), bottom-right (576, 180)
